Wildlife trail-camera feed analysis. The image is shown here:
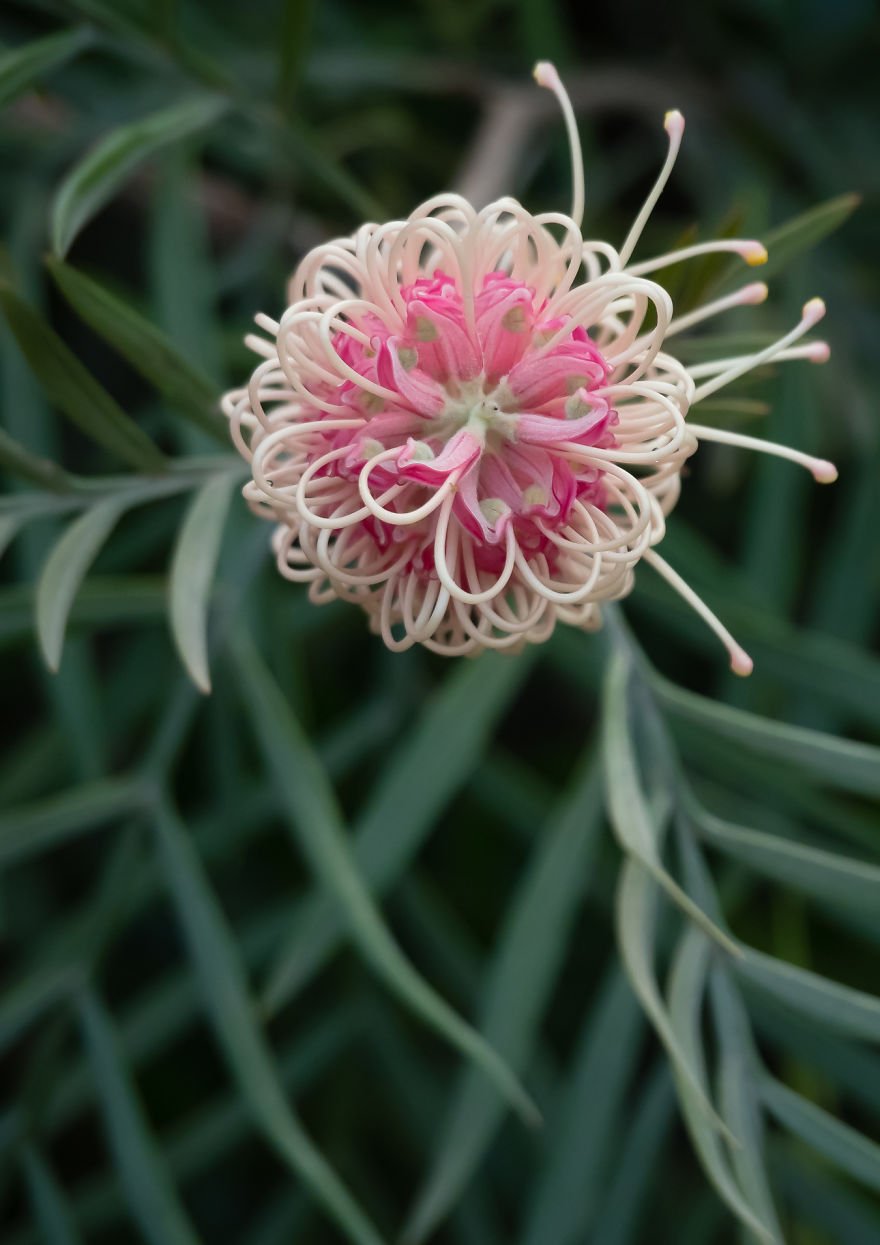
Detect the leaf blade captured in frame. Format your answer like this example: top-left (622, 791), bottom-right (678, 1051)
top-left (0, 27), bottom-right (94, 109)
top-left (52, 95), bottom-right (227, 258)
top-left (169, 473), bottom-right (235, 693)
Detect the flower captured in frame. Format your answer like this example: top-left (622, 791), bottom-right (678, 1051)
top-left (223, 62), bottom-right (835, 671)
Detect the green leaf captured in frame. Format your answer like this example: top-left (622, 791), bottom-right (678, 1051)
top-left (737, 948), bottom-right (880, 1043)
top-left (262, 650), bottom-right (535, 1014)
top-left (0, 427), bottom-right (73, 492)
top-left (615, 858), bottom-right (732, 1139)
top-left (0, 282), bottom-right (165, 471)
top-left (602, 654), bottom-right (740, 956)
top-left (20, 1144), bottom-right (83, 1245)
top-left (589, 1065), bottom-right (676, 1245)
top-left (0, 964), bottom-right (82, 1057)
top-left (233, 634), bottom-right (538, 1127)
top-left (667, 928), bottom-right (778, 1244)
top-left (277, 0), bottom-right (315, 113)
top-left (776, 1151), bottom-right (880, 1245)
top-left (152, 798), bottom-right (386, 1245)
top-left (405, 752), bottom-right (603, 1243)
top-left (77, 989), bottom-right (201, 1245)
top-left (0, 776), bottom-right (148, 866)
top-left (46, 259), bottom-right (226, 439)
top-left (763, 1077), bottom-right (880, 1195)
top-left (710, 969), bottom-right (783, 1240)
top-left (758, 193), bottom-right (861, 282)
top-left (655, 675), bottom-right (880, 799)
top-left (52, 95), bottom-right (227, 258)
top-left (169, 473), bottom-right (235, 693)
top-left (692, 802), bottom-right (880, 912)
top-left (521, 969), bottom-right (646, 1245)
top-left (36, 498), bottom-right (125, 671)
top-left (0, 27), bottom-right (94, 109)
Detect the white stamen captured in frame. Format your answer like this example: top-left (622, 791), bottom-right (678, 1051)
top-left (689, 424), bottom-right (838, 482)
top-left (643, 547), bottom-right (753, 676)
top-left (663, 282), bottom-right (768, 339)
top-left (618, 110), bottom-right (685, 269)
top-left (627, 239), bottom-right (767, 277)
top-left (692, 298), bottom-right (826, 403)
top-left (533, 62), bottom-right (585, 229)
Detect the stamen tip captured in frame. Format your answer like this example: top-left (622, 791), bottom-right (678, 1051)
top-left (744, 242), bottom-right (768, 266)
top-left (664, 109), bottom-right (685, 137)
top-left (807, 341), bottom-right (831, 364)
top-left (802, 297), bottom-right (826, 327)
top-left (730, 647), bottom-right (754, 678)
top-left (744, 281), bottom-right (769, 305)
top-left (533, 61), bottom-right (558, 89)
top-left (812, 459), bottom-right (838, 484)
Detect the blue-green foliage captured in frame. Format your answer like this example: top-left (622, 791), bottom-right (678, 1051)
top-left (0, 1), bottom-right (877, 1243)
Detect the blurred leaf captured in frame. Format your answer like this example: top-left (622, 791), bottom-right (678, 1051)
top-left (0, 515), bottom-right (22, 561)
top-left (0, 965), bottom-right (81, 1057)
top-left (616, 858), bottom-right (731, 1137)
top-left (754, 193), bottom-right (861, 284)
top-left (0, 577), bottom-right (167, 648)
top-left (776, 1150), bottom-right (880, 1245)
top-left (655, 676), bottom-right (880, 799)
top-left (262, 650), bottom-right (536, 1013)
top-left (521, 969), bottom-right (646, 1245)
top-left (0, 28), bottom-right (94, 109)
top-left (277, 0), bottom-right (315, 114)
top-left (667, 928), bottom-right (777, 1244)
top-left (52, 95), bottom-right (227, 258)
top-left (169, 473), bottom-right (235, 693)
top-left (0, 428), bottom-right (73, 492)
top-left (46, 259), bottom-right (226, 440)
top-left (37, 498), bottom-right (125, 672)
top-left (233, 635), bottom-right (538, 1127)
top-left (406, 751), bottom-right (603, 1242)
top-left (589, 1065), bottom-right (676, 1245)
top-left (0, 777), bottom-right (147, 865)
top-left (602, 654), bottom-right (740, 955)
top-left (0, 282), bottom-right (165, 471)
top-left (152, 798), bottom-right (386, 1245)
top-left (77, 989), bottom-right (201, 1245)
top-left (763, 1077), bottom-right (880, 1194)
top-left (692, 801), bottom-right (880, 911)
top-left (738, 948), bottom-right (880, 1042)
top-left (20, 1144), bottom-right (83, 1245)
top-left (711, 969), bottom-right (783, 1240)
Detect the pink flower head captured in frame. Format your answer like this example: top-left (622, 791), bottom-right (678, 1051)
top-left (223, 64), bottom-right (835, 670)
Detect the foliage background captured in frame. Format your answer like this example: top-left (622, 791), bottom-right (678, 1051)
top-left (1, 1), bottom-right (879, 1243)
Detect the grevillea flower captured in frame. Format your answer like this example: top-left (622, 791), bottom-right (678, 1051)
top-left (223, 63), bottom-right (835, 671)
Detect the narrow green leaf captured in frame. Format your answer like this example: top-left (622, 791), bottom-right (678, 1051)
top-left (169, 473), bottom-right (235, 693)
top-left (589, 1065), bottom-right (676, 1245)
top-left (152, 799), bottom-right (386, 1245)
top-left (277, 0), bottom-right (315, 114)
top-left (711, 969), bottom-right (783, 1240)
top-left (667, 929), bottom-right (778, 1244)
top-left (776, 1150), bottom-right (880, 1245)
top-left (0, 515), bottom-right (22, 561)
top-left (0, 28), bottom-right (94, 109)
top-left (405, 753), bottom-right (603, 1242)
top-left (46, 259), bottom-right (225, 439)
top-left (0, 282), bottom-right (165, 471)
top-left (521, 969), bottom-right (646, 1245)
top-left (262, 650), bottom-right (535, 1013)
top-left (233, 634), bottom-right (538, 1127)
top-left (52, 95), bottom-right (227, 258)
top-left (616, 858), bottom-right (733, 1139)
top-left (0, 427), bottom-right (73, 492)
top-left (655, 675), bottom-right (880, 799)
top-left (77, 989), bottom-right (201, 1245)
top-left (0, 965), bottom-right (81, 1056)
top-left (0, 776), bottom-right (147, 865)
top-left (37, 498), bottom-right (125, 671)
top-left (758, 193), bottom-right (861, 282)
top-left (20, 1144), bottom-right (83, 1245)
top-left (693, 802), bottom-right (880, 912)
top-left (738, 948), bottom-right (880, 1042)
top-left (763, 1077), bottom-right (880, 1194)
top-left (602, 655), bottom-right (740, 956)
